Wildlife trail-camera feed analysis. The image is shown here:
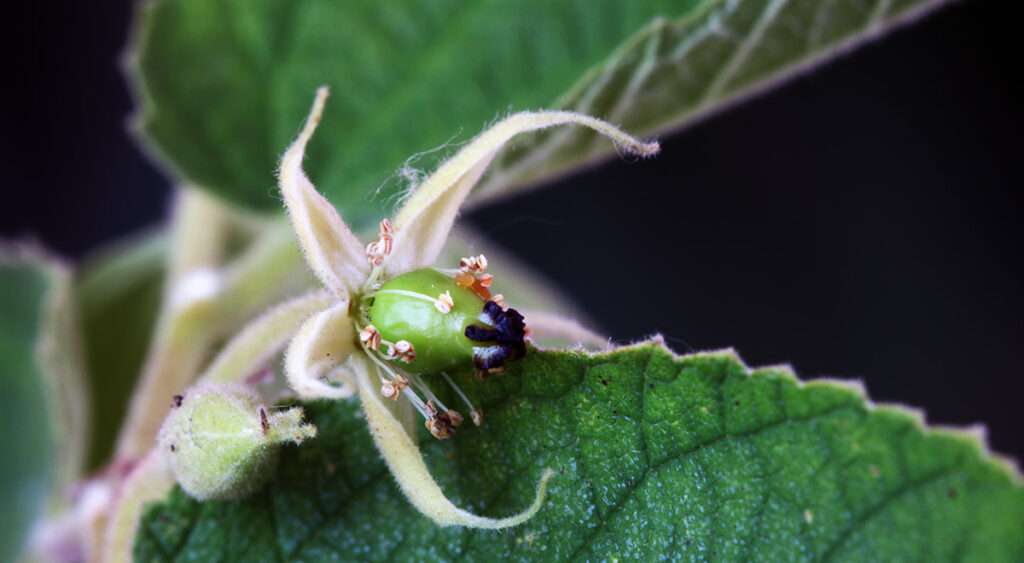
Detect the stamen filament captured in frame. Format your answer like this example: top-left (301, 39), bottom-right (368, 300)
top-left (407, 374), bottom-right (449, 414)
top-left (441, 372), bottom-right (476, 413)
top-left (372, 363), bottom-right (429, 417)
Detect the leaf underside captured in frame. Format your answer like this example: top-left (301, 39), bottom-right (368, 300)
top-left (135, 343), bottom-right (1023, 561)
top-left (131, 0), bottom-right (943, 227)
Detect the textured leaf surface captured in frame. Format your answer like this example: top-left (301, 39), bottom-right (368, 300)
top-left (0, 256), bottom-right (61, 561)
top-left (130, 0), bottom-right (942, 224)
top-left (135, 343), bottom-right (1023, 561)
top-left (76, 232), bottom-right (168, 470)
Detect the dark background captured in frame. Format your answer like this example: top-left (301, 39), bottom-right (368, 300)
top-left (2, 1), bottom-right (1021, 462)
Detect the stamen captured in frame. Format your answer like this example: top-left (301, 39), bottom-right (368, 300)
top-left (491, 294), bottom-right (508, 311)
top-left (372, 362), bottom-right (427, 416)
top-left (394, 340), bottom-right (416, 363)
top-left (359, 325), bottom-right (382, 351)
top-left (408, 374), bottom-right (450, 413)
top-left (365, 241), bottom-right (385, 267)
top-left (454, 272), bottom-right (476, 288)
top-left (386, 339), bottom-right (416, 363)
top-left (441, 372), bottom-right (482, 427)
top-left (459, 254), bottom-right (488, 274)
top-left (477, 273), bottom-right (493, 288)
top-left (434, 290), bottom-right (454, 314)
top-left (424, 399), bottom-right (457, 439)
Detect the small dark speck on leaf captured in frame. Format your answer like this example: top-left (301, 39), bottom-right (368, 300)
top-left (948, 488), bottom-right (959, 499)
top-left (685, 540), bottom-right (692, 546)
top-left (648, 383), bottom-right (654, 389)
top-left (169, 444), bottom-right (176, 452)
top-left (627, 480), bottom-right (633, 487)
top-left (734, 400), bottom-right (740, 406)
top-left (601, 379), bottom-right (608, 386)
top-left (172, 394), bottom-right (184, 408)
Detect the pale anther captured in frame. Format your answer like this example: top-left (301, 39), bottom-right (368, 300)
top-left (434, 290), bottom-right (454, 314)
top-left (393, 375), bottom-right (409, 391)
top-left (459, 254), bottom-right (488, 274)
top-left (478, 273), bottom-right (494, 288)
top-left (381, 381), bottom-right (399, 400)
top-left (359, 325), bottom-right (382, 351)
top-left (394, 340), bottom-right (416, 363)
top-left (492, 294), bottom-right (508, 311)
top-left (470, 409), bottom-right (484, 426)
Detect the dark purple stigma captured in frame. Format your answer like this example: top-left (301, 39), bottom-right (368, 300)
top-left (465, 301), bottom-right (527, 370)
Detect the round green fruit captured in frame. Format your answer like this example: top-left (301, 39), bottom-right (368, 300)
top-left (367, 268), bottom-right (527, 374)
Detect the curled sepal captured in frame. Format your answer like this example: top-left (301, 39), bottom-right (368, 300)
top-left (278, 86), bottom-right (369, 295)
top-left (284, 301), bottom-right (357, 399)
top-left (201, 290), bottom-right (334, 385)
top-left (387, 111), bottom-right (660, 273)
top-left (352, 355), bottom-right (554, 528)
top-left (157, 384), bottom-right (316, 500)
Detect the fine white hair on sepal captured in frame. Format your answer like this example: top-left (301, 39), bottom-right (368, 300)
top-left (352, 354), bottom-right (554, 529)
top-left (278, 86), bottom-right (369, 295)
top-left (284, 301), bottom-right (357, 400)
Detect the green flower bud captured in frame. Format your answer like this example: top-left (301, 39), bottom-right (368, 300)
top-left (366, 268), bottom-right (527, 374)
top-left (157, 384), bottom-right (316, 500)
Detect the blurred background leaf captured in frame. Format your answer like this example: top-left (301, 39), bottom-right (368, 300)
top-left (0, 253), bottom-right (84, 561)
top-left (130, 0), bottom-right (942, 227)
top-left (75, 232), bottom-right (167, 470)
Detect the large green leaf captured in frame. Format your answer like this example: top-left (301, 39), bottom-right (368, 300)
top-left (129, 0), bottom-right (942, 226)
top-left (76, 232), bottom-right (168, 470)
top-left (135, 343), bottom-right (1023, 561)
top-left (0, 256), bottom-right (64, 561)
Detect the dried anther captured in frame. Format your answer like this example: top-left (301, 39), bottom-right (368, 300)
top-left (459, 254), bottom-right (488, 274)
top-left (426, 410), bottom-right (457, 439)
top-left (447, 409), bottom-right (464, 426)
top-left (386, 340), bottom-right (417, 363)
top-left (380, 381), bottom-right (399, 400)
top-left (365, 219), bottom-right (396, 266)
top-left (470, 409), bottom-right (484, 426)
top-left (359, 325), bottom-right (382, 350)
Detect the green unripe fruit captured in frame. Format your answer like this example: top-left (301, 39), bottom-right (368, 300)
top-left (157, 384), bottom-right (316, 500)
top-left (367, 268), bottom-right (527, 374)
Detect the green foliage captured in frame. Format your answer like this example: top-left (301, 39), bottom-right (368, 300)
top-left (130, 0), bottom-right (940, 227)
top-left (0, 257), bottom-right (60, 562)
top-left (135, 344), bottom-right (1024, 561)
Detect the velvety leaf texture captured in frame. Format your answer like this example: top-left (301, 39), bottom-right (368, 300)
top-left (135, 344), bottom-right (1024, 561)
top-left (130, 0), bottom-right (942, 226)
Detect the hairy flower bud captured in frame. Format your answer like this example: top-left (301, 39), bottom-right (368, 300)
top-left (157, 384), bottom-right (316, 500)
